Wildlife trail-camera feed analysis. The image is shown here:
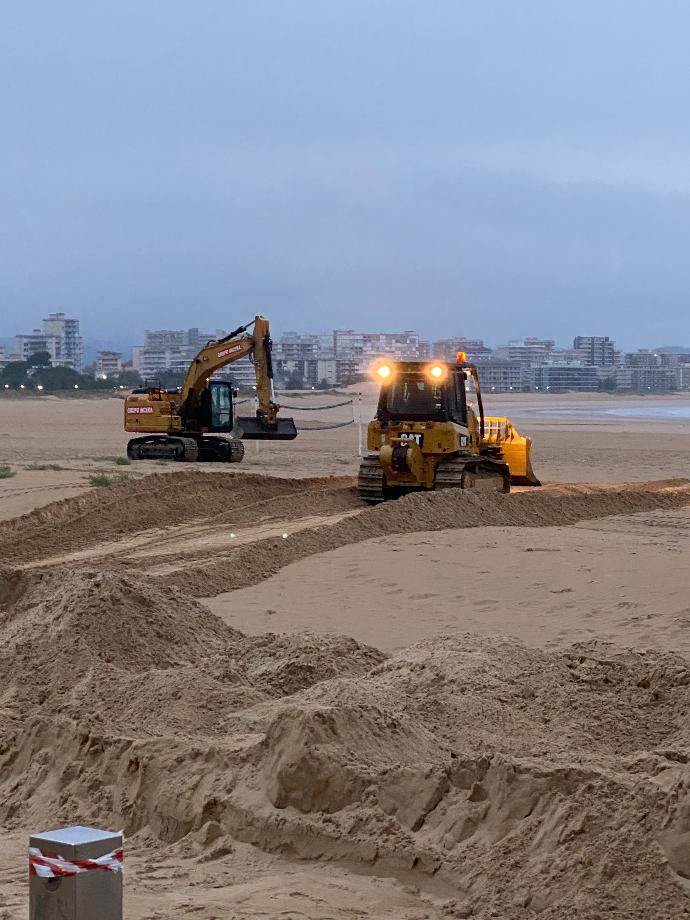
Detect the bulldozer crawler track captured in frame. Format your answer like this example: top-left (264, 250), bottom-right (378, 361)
top-left (357, 455), bottom-right (386, 504)
top-left (435, 456), bottom-right (510, 493)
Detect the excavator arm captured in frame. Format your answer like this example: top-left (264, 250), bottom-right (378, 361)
top-left (178, 315), bottom-right (285, 433)
top-left (180, 316), bottom-right (278, 427)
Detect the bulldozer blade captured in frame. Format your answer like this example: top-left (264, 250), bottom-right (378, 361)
top-left (501, 438), bottom-right (541, 486)
top-left (481, 417), bottom-right (541, 487)
top-left (236, 416), bottom-right (298, 440)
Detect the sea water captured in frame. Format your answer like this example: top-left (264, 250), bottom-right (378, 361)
top-left (517, 404), bottom-right (690, 420)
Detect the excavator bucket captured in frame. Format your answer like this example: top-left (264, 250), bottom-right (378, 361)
top-left (481, 417), bottom-right (541, 486)
top-left (236, 416), bottom-right (298, 440)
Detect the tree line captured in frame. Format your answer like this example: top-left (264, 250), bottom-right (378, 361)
top-left (0, 352), bottom-right (142, 392)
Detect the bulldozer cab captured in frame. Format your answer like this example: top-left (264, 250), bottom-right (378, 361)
top-left (376, 364), bottom-right (468, 426)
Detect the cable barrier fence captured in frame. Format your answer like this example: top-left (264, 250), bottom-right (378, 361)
top-left (276, 393), bottom-right (368, 455)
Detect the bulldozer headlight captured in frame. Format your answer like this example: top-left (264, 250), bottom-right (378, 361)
top-left (373, 362), bottom-right (394, 382)
top-left (426, 363), bottom-right (447, 381)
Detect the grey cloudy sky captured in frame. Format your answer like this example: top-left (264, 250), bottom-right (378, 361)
top-left (1, 1), bottom-right (689, 350)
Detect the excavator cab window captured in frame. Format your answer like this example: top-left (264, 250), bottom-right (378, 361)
top-left (190, 380), bottom-right (234, 431)
top-left (209, 381), bottom-right (233, 432)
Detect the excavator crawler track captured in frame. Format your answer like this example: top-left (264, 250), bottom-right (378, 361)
top-left (127, 435), bottom-right (245, 463)
top-left (128, 436), bottom-right (185, 461)
top-left (178, 437), bottom-right (199, 462)
top-left (357, 455), bottom-right (386, 504)
top-left (127, 436), bottom-right (198, 462)
top-left (197, 436), bottom-right (245, 463)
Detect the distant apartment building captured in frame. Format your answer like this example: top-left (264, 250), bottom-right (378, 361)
top-left (271, 328), bottom-right (428, 386)
top-left (432, 338), bottom-right (492, 360)
top-left (95, 351), bottom-right (123, 377)
top-left (573, 335), bottom-right (616, 367)
top-left (527, 364), bottom-right (600, 392)
top-left (132, 327), bottom-right (220, 378)
top-left (15, 312), bottom-right (84, 371)
top-left (614, 349), bottom-right (684, 391)
top-left (278, 333), bottom-right (333, 360)
top-left (472, 358), bottom-right (523, 392)
top-left (495, 338), bottom-right (556, 365)
top-left (623, 349), bottom-right (660, 367)
top-left (131, 326), bottom-right (259, 387)
top-left (15, 331), bottom-right (61, 364)
top-left (616, 366), bottom-right (675, 392)
top-left (333, 329), bottom-right (427, 361)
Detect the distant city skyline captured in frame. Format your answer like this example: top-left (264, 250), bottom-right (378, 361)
top-left (2, 3), bottom-right (690, 351)
top-left (2, 313), bottom-right (688, 392)
top-left (1, 323), bottom-right (689, 363)
top-left (2, 327), bottom-right (690, 366)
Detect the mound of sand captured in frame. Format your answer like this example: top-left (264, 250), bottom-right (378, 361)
top-left (0, 471), bottom-right (359, 565)
top-left (2, 564), bottom-right (690, 917)
top-left (3, 473), bottom-right (688, 580)
top-left (163, 477), bottom-right (690, 596)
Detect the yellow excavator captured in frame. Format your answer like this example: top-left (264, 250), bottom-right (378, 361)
top-left (358, 354), bottom-right (540, 502)
top-left (124, 315), bottom-right (297, 462)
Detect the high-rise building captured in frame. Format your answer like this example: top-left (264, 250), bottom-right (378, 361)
top-left (15, 312), bottom-right (83, 371)
top-left (41, 313), bottom-right (84, 371)
top-left (573, 336), bottom-right (616, 367)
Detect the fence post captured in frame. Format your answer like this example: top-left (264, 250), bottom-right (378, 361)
top-left (357, 392), bottom-right (364, 457)
top-left (29, 825), bottom-right (123, 920)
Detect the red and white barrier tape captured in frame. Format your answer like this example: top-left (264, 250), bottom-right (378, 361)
top-left (29, 846), bottom-right (124, 878)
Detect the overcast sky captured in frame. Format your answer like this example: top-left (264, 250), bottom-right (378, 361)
top-left (1, 1), bottom-right (689, 350)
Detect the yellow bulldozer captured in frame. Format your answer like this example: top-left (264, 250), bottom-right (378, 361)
top-left (124, 315), bottom-right (297, 462)
top-left (358, 354), bottom-right (540, 502)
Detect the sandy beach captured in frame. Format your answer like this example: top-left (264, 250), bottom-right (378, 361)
top-left (1, 391), bottom-right (690, 919)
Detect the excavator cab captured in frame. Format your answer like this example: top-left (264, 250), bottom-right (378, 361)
top-left (194, 381), bottom-right (298, 439)
top-left (205, 381), bottom-right (234, 432)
